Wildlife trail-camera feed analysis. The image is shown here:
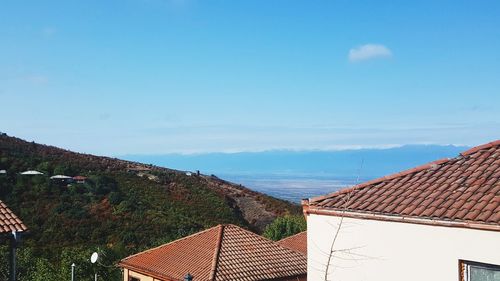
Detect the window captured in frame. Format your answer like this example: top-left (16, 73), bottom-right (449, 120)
top-left (129, 277), bottom-right (140, 281)
top-left (460, 260), bottom-right (500, 281)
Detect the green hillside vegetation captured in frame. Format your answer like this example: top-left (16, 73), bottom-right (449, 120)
top-left (263, 215), bottom-right (307, 241)
top-left (0, 134), bottom-right (300, 280)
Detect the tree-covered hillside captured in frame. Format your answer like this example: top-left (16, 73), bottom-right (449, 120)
top-left (0, 133), bottom-right (300, 280)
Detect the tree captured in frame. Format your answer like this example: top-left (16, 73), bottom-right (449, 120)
top-left (53, 164), bottom-right (76, 176)
top-left (263, 215), bottom-right (306, 241)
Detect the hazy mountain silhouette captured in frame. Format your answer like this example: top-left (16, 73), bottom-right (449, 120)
top-left (123, 145), bottom-right (468, 179)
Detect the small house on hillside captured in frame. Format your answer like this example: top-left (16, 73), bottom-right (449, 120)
top-left (72, 176), bottom-right (87, 184)
top-left (277, 231), bottom-right (307, 256)
top-left (20, 170), bottom-right (43, 175)
top-left (119, 224), bottom-right (307, 281)
top-left (303, 140), bottom-right (500, 281)
top-left (1, 200), bottom-right (28, 281)
top-left (50, 175), bottom-right (73, 184)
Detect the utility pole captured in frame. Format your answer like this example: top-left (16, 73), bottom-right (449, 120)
top-left (9, 231), bottom-right (20, 281)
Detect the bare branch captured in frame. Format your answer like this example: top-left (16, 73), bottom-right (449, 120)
top-left (322, 158), bottom-right (364, 281)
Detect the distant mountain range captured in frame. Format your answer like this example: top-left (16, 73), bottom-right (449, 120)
top-left (122, 145), bottom-right (469, 179)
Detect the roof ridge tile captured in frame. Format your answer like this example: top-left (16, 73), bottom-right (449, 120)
top-left (277, 231), bottom-right (307, 243)
top-left (310, 158), bottom-right (451, 203)
top-left (120, 224), bottom-right (307, 281)
top-left (461, 139), bottom-right (500, 156)
top-left (121, 224), bottom-right (222, 263)
top-left (209, 225), bottom-right (224, 281)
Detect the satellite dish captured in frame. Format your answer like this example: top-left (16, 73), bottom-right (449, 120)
top-left (90, 252), bottom-right (99, 264)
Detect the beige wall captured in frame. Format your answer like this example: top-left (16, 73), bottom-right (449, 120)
top-left (122, 268), bottom-right (304, 281)
top-left (307, 214), bottom-right (500, 281)
top-left (123, 268), bottom-right (163, 281)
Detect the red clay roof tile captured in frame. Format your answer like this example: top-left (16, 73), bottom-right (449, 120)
top-left (0, 200), bottom-right (27, 234)
top-left (277, 231), bottom-right (307, 256)
top-left (119, 224), bottom-right (307, 281)
top-left (308, 140), bottom-right (500, 230)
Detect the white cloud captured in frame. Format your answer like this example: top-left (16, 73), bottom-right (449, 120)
top-left (348, 44), bottom-right (392, 62)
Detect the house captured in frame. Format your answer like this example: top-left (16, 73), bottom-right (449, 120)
top-left (0, 170), bottom-right (6, 174)
top-left (1, 200), bottom-right (28, 281)
top-left (72, 176), bottom-right (88, 184)
top-left (119, 224), bottom-right (307, 281)
top-left (277, 231), bottom-right (307, 256)
top-left (19, 170), bottom-right (43, 175)
top-left (50, 175), bottom-right (74, 184)
top-left (303, 140), bottom-right (500, 281)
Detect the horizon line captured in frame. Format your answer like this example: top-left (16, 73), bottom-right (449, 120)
top-left (116, 143), bottom-right (471, 157)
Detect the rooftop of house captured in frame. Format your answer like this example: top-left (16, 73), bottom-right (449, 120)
top-left (0, 200), bottom-right (28, 234)
top-left (119, 224), bottom-right (307, 281)
top-left (277, 231), bottom-right (307, 255)
top-left (20, 170), bottom-right (44, 175)
top-left (305, 140), bottom-right (500, 231)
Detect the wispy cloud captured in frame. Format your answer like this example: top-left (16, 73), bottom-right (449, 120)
top-left (348, 44), bottom-right (392, 62)
top-left (118, 122), bottom-right (499, 154)
top-left (4, 121), bottom-right (498, 155)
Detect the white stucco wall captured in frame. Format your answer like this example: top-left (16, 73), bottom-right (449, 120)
top-left (307, 213), bottom-right (500, 281)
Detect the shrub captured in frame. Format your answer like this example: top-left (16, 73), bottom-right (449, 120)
top-left (263, 215), bottom-right (306, 241)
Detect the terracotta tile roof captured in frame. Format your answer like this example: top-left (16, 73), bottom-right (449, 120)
top-left (306, 140), bottom-right (500, 231)
top-left (0, 200), bottom-right (28, 234)
top-left (277, 231), bottom-right (307, 255)
top-left (119, 224), bottom-right (307, 281)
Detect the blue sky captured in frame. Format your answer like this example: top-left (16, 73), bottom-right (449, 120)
top-left (1, 0), bottom-right (499, 155)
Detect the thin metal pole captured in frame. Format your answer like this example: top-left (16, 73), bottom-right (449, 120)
top-left (71, 263), bottom-right (75, 281)
top-left (94, 273), bottom-right (97, 281)
top-left (9, 232), bottom-right (17, 281)
top-left (9, 241), bottom-right (16, 281)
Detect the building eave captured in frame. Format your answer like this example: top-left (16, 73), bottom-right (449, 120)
top-left (304, 205), bottom-right (500, 232)
top-left (119, 261), bottom-right (180, 281)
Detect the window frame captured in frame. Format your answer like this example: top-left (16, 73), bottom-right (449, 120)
top-left (459, 259), bottom-right (500, 281)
